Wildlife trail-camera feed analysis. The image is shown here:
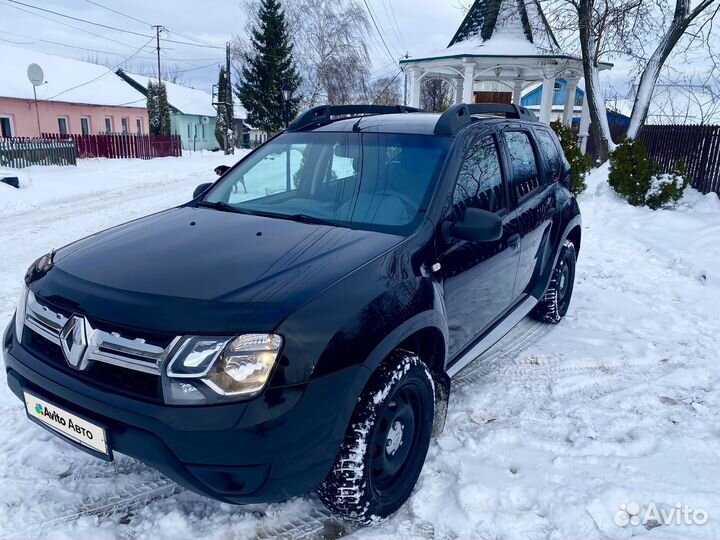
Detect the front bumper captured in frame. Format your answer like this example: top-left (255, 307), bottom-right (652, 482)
top-left (2, 319), bottom-right (368, 503)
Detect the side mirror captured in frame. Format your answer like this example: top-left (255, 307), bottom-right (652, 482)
top-left (193, 183), bottom-right (213, 198)
top-left (443, 208), bottom-right (503, 243)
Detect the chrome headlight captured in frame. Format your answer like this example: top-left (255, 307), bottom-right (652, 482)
top-left (14, 284), bottom-right (28, 341)
top-left (163, 334), bottom-right (283, 404)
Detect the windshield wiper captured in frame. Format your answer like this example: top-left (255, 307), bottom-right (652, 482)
top-left (195, 200), bottom-right (245, 214)
top-left (287, 214), bottom-right (337, 226)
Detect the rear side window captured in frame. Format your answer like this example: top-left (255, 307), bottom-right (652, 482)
top-left (452, 135), bottom-right (505, 218)
top-left (503, 131), bottom-right (541, 199)
top-left (536, 129), bottom-right (563, 183)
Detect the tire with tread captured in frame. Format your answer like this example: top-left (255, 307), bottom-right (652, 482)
top-left (317, 350), bottom-right (435, 523)
top-left (533, 239), bottom-right (576, 324)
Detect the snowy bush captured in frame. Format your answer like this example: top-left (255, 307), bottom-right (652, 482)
top-left (608, 139), bottom-right (687, 209)
top-left (550, 121), bottom-right (591, 195)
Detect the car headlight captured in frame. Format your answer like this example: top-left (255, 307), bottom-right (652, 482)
top-left (14, 284), bottom-right (28, 342)
top-left (25, 252), bottom-right (55, 285)
top-left (163, 334), bottom-right (283, 404)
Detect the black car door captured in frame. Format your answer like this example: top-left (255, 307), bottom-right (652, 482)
top-left (438, 131), bottom-right (522, 359)
top-left (501, 128), bottom-right (559, 299)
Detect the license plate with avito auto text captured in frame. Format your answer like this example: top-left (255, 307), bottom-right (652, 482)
top-left (23, 391), bottom-right (109, 456)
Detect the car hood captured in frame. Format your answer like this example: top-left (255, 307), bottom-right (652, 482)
top-left (34, 206), bottom-right (403, 334)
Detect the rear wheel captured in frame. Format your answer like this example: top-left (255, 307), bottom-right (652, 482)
top-left (317, 351), bottom-right (435, 523)
top-left (533, 239), bottom-right (576, 323)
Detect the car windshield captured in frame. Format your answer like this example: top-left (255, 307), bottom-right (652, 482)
top-left (202, 131), bottom-right (451, 235)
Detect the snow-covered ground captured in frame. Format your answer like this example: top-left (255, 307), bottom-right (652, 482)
top-left (0, 156), bottom-right (719, 539)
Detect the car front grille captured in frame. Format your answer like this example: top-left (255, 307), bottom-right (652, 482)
top-left (21, 292), bottom-right (180, 403)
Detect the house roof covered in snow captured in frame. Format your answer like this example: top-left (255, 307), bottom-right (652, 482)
top-left (116, 70), bottom-right (217, 117)
top-left (115, 70), bottom-right (249, 120)
top-left (610, 84), bottom-right (720, 125)
top-left (0, 45), bottom-right (146, 108)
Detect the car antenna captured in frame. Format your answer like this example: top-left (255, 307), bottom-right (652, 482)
top-left (352, 68), bottom-right (406, 132)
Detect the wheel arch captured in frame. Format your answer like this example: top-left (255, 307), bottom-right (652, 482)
top-left (363, 316), bottom-right (450, 437)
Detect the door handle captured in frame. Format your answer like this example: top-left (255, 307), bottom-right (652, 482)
top-left (508, 234), bottom-right (521, 250)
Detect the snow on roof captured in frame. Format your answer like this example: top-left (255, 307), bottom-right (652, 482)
top-left (610, 86), bottom-right (720, 125)
top-left (0, 44), bottom-right (146, 108)
top-left (118, 72), bottom-right (249, 120)
top-left (119, 72), bottom-right (217, 117)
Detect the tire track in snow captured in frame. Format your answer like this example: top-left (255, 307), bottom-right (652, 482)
top-left (0, 480), bottom-right (180, 540)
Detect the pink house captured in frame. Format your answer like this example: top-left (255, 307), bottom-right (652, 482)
top-left (0, 44), bottom-right (148, 138)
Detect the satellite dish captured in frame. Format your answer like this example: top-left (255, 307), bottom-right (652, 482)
top-left (201, 116), bottom-right (210, 125)
top-left (27, 63), bottom-right (44, 86)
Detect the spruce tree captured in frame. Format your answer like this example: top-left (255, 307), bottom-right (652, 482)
top-left (147, 81), bottom-right (159, 135)
top-left (235, 0), bottom-right (301, 134)
top-left (157, 82), bottom-right (171, 136)
top-left (148, 80), bottom-right (171, 136)
top-left (215, 66), bottom-right (232, 150)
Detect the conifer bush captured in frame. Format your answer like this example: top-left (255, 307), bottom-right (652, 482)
top-left (550, 121), bottom-right (591, 195)
top-left (608, 139), bottom-right (688, 209)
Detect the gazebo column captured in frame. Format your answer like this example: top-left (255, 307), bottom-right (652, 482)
top-left (462, 63), bottom-right (475, 104)
top-left (455, 78), bottom-right (464, 104)
top-left (409, 69), bottom-right (422, 108)
top-left (579, 94), bottom-right (591, 154)
top-left (562, 78), bottom-right (579, 126)
top-left (512, 80), bottom-right (524, 105)
top-left (539, 76), bottom-right (555, 124)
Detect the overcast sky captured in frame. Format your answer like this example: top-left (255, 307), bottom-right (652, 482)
top-left (0, 0), bottom-right (462, 92)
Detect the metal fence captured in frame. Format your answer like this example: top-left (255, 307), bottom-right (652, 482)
top-left (42, 133), bottom-right (182, 160)
top-left (0, 138), bottom-right (77, 168)
top-left (637, 124), bottom-right (720, 195)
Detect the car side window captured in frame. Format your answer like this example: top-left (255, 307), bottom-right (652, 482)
top-left (450, 135), bottom-right (505, 220)
top-left (503, 131), bottom-right (541, 199)
top-left (535, 129), bottom-right (563, 183)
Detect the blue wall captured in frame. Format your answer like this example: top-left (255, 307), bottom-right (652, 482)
top-left (171, 114), bottom-right (218, 151)
top-left (521, 79), bottom-right (584, 108)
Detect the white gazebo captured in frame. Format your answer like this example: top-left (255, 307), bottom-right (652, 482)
top-left (401, 0), bottom-right (612, 151)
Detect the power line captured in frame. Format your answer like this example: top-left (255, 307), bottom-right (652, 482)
top-left (0, 29), bottom-right (157, 61)
top-left (1, 1), bottom-right (155, 52)
top-left (164, 28), bottom-right (224, 49)
top-left (47, 36), bottom-right (155, 101)
top-left (361, 0), bottom-right (400, 68)
top-left (8, 0), bottom-right (153, 38)
top-left (6, 0), bottom-right (225, 49)
top-left (384, 0), bottom-right (407, 52)
top-left (82, 0), bottom-right (153, 27)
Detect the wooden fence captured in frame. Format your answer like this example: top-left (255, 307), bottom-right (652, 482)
top-left (637, 125), bottom-right (720, 195)
top-left (0, 138), bottom-right (77, 168)
top-left (42, 133), bottom-right (182, 160)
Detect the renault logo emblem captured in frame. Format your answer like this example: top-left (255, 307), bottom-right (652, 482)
top-left (59, 315), bottom-right (90, 370)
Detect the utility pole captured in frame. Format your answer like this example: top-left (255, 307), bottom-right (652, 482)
top-left (225, 42), bottom-right (234, 155)
top-left (153, 24), bottom-right (164, 133)
top-left (402, 52), bottom-right (409, 106)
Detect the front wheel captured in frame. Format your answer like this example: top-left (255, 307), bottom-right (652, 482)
top-left (317, 351), bottom-right (435, 523)
top-left (532, 239), bottom-right (576, 323)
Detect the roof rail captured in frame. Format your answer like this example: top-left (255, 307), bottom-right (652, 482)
top-left (435, 103), bottom-right (538, 136)
top-left (288, 104), bottom-right (423, 132)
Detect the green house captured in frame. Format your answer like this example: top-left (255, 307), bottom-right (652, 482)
top-left (116, 69), bottom-right (219, 151)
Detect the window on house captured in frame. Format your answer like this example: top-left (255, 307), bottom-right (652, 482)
top-left (136, 118), bottom-right (143, 134)
top-left (121, 117), bottom-right (129, 133)
top-left (105, 117), bottom-right (113, 133)
top-left (0, 116), bottom-right (13, 138)
top-left (201, 123), bottom-right (205, 139)
top-left (57, 117), bottom-right (69, 135)
top-left (80, 117), bottom-right (91, 136)
top-left (187, 124), bottom-right (192, 139)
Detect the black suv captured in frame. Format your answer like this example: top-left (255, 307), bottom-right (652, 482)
top-left (3, 103), bottom-right (581, 523)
